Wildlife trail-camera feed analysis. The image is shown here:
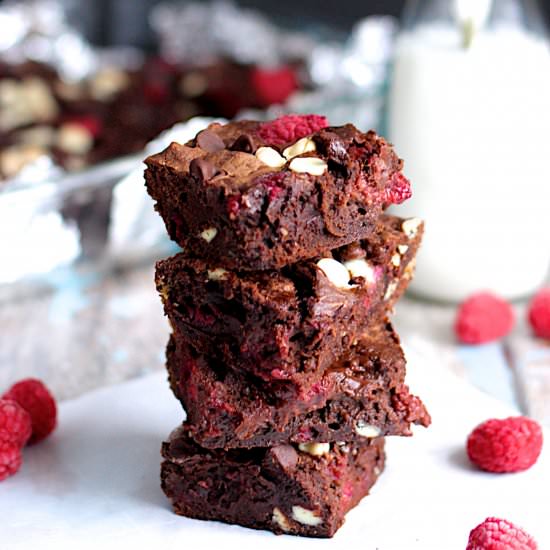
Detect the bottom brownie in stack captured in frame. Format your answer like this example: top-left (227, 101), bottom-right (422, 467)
top-left (161, 427), bottom-right (385, 538)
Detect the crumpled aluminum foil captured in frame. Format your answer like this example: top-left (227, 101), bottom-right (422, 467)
top-left (0, 0), bottom-right (96, 80)
top-left (151, 0), bottom-right (316, 67)
top-left (108, 117), bottom-right (224, 264)
top-left (152, 2), bottom-right (398, 127)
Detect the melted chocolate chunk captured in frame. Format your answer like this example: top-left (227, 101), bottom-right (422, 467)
top-left (230, 133), bottom-right (258, 154)
top-left (190, 158), bottom-right (219, 181)
top-left (269, 445), bottom-right (298, 471)
top-left (196, 129), bottom-right (226, 153)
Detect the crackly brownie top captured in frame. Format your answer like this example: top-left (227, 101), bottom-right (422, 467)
top-left (145, 114), bottom-right (410, 205)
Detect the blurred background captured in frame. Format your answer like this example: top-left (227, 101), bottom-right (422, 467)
top-left (0, 0), bottom-right (549, 427)
top-left (37, 0), bottom-right (550, 48)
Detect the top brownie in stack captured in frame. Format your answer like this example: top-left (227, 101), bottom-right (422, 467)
top-left (144, 115), bottom-right (412, 271)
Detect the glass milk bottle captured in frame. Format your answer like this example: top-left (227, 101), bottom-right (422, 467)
top-left (388, 0), bottom-right (550, 302)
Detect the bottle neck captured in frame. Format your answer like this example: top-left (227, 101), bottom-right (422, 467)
top-left (401, 0), bottom-right (548, 38)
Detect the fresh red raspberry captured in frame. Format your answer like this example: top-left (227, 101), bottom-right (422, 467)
top-left (3, 379), bottom-right (57, 445)
top-left (0, 399), bottom-right (32, 448)
top-left (257, 114), bottom-right (328, 146)
top-left (527, 287), bottom-right (550, 340)
top-left (466, 416), bottom-right (543, 473)
top-left (466, 517), bottom-right (537, 550)
top-left (385, 172), bottom-right (412, 205)
top-left (250, 66), bottom-right (298, 107)
top-left (0, 443), bottom-right (23, 482)
top-left (455, 292), bottom-right (515, 344)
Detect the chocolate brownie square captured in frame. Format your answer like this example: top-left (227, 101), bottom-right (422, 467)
top-left (145, 115), bottom-right (411, 270)
top-left (166, 320), bottom-right (430, 449)
top-left (161, 427), bottom-right (385, 538)
top-left (156, 214), bottom-right (423, 399)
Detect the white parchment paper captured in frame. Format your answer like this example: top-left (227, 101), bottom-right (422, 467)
top-left (1, 344), bottom-right (548, 549)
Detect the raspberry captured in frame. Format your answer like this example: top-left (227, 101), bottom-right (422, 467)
top-left (385, 172), bottom-right (412, 205)
top-left (257, 114), bottom-right (328, 146)
top-left (3, 379), bottom-right (57, 445)
top-left (455, 292), bottom-right (515, 344)
top-left (0, 399), bottom-right (32, 448)
top-left (226, 194), bottom-right (241, 218)
top-left (0, 444), bottom-right (22, 481)
top-left (466, 416), bottom-right (543, 473)
top-left (255, 172), bottom-right (287, 201)
top-left (527, 287), bottom-right (550, 340)
top-left (250, 66), bottom-right (298, 107)
top-left (466, 517), bottom-right (537, 550)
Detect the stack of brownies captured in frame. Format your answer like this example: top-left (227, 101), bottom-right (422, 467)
top-left (144, 114), bottom-right (431, 538)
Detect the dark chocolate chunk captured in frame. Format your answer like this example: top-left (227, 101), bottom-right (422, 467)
top-left (269, 445), bottom-right (298, 471)
top-left (229, 133), bottom-right (258, 154)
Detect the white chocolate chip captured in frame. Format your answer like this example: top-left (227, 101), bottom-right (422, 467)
top-left (384, 280), bottom-right (399, 301)
top-left (21, 78), bottom-right (59, 122)
top-left (272, 507), bottom-right (290, 531)
top-left (355, 421), bottom-right (381, 439)
top-left (56, 123), bottom-right (94, 155)
top-left (401, 218), bottom-right (422, 238)
top-left (0, 78), bottom-right (58, 131)
top-left (282, 137), bottom-right (316, 160)
top-left (316, 258), bottom-right (352, 289)
top-left (17, 126), bottom-right (56, 147)
top-left (398, 244), bottom-right (409, 255)
top-left (200, 227), bottom-right (218, 243)
top-left (0, 145), bottom-right (46, 178)
top-left (343, 258), bottom-right (376, 284)
top-left (90, 67), bottom-right (130, 101)
top-left (298, 442), bottom-right (330, 457)
top-left (179, 72), bottom-right (208, 98)
top-left (207, 268), bottom-right (228, 281)
top-left (255, 146), bottom-right (286, 168)
top-left (0, 79), bottom-right (19, 104)
top-left (289, 156), bottom-right (327, 176)
top-left (404, 258), bottom-right (417, 279)
top-left (55, 79), bottom-right (84, 101)
top-left (291, 506), bottom-right (322, 526)
top-left (391, 253), bottom-right (401, 267)
top-left (374, 466), bottom-right (382, 476)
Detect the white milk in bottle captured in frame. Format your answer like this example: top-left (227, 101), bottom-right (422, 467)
top-left (388, 0), bottom-right (550, 301)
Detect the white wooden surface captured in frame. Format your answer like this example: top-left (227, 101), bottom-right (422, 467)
top-left (1, 262), bottom-right (549, 426)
